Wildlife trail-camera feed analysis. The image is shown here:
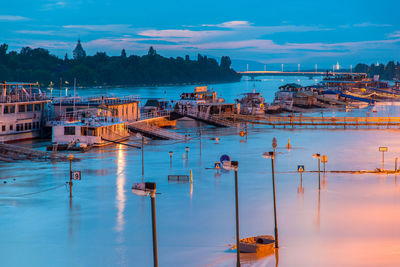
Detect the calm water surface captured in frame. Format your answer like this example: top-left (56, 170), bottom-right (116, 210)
top-left (2, 77), bottom-right (400, 267)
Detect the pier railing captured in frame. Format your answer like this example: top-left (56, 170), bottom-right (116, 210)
top-left (140, 110), bottom-right (171, 121)
top-left (221, 113), bottom-right (400, 128)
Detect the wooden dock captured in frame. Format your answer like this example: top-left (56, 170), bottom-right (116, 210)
top-left (221, 114), bottom-right (400, 129)
top-left (175, 110), bottom-right (239, 128)
top-left (0, 143), bottom-right (78, 162)
top-left (127, 122), bottom-right (186, 140)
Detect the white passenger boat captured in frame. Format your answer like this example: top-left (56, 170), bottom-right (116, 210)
top-left (0, 82), bottom-right (49, 142)
top-left (49, 109), bottom-right (130, 150)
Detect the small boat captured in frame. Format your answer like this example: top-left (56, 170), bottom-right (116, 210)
top-left (237, 235), bottom-right (275, 254)
top-left (235, 90), bottom-right (267, 115)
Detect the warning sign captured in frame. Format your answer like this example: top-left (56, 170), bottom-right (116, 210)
top-left (297, 165), bottom-right (305, 172)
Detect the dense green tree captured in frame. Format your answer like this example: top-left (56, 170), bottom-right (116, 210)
top-left (0, 43), bottom-right (241, 86)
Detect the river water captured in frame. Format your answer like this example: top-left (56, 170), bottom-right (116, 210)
top-left (2, 77), bottom-right (400, 267)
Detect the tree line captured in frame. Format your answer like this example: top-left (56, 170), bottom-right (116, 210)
top-left (354, 61), bottom-right (400, 80)
top-left (0, 44), bottom-right (241, 87)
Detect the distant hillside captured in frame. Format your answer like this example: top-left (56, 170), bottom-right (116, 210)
top-left (355, 62), bottom-right (400, 80)
top-left (0, 43), bottom-right (241, 87)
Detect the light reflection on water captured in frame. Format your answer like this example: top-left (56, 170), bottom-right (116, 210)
top-left (115, 144), bottom-right (126, 235)
top-left (3, 78), bottom-right (400, 266)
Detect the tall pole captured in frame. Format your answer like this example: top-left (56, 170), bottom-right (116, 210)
top-left (199, 130), bottom-right (202, 157)
top-left (59, 77), bottom-right (62, 117)
top-left (318, 157), bottom-right (321, 190)
top-left (395, 157), bottom-right (398, 172)
top-left (234, 165), bottom-right (241, 267)
top-left (69, 157), bottom-right (73, 198)
top-left (73, 77), bottom-right (76, 118)
top-left (142, 136), bottom-right (144, 177)
top-left (150, 191), bottom-right (158, 267)
top-left (271, 153), bottom-right (279, 248)
top-left (382, 151), bottom-right (385, 170)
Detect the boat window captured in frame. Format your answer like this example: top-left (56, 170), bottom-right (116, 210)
top-left (81, 127), bottom-right (88, 136)
top-left (88, 127), bottom-right (96, 136)
top-left (35, 104), bottom-right (41, 111)
top-left (27, 104), bottom-right (33, 112)
top-left (64, 126), bottom-right (76, 135)
top-left (19, 105), bottom-right (26, 113)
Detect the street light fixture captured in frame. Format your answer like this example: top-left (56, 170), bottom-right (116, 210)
top-left (313, 153), bottom-right (321, 190)
top-left (132, 182), bottom-right (158, 267)
top-left (272, 137), bottom-right (277, 154)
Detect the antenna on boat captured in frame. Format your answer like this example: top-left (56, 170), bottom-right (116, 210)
top-left (73, 78), bottom-right (76, 120)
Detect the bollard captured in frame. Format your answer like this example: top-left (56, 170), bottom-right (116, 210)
top-left (190, 169), bottom-right (193, 183)
top-left (286, 138), bottom-right (291, 149)
top-left (183, 153), bottom-right (185, 160)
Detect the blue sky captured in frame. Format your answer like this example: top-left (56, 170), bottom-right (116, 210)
top-left (2, 0), bottom-right (400, 69)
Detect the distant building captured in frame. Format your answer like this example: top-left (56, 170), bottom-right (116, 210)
top-left (73, 39), bottom-right (86, 59)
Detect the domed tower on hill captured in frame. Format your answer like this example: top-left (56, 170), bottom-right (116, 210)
top-left (73, 39), bottom-right (86, 59)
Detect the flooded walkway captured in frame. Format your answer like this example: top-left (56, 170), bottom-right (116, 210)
top-left (2, 78), bottom-right (400, 266)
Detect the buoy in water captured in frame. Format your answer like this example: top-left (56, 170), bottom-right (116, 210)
top-left (286, 138), bottom-right (292, 149)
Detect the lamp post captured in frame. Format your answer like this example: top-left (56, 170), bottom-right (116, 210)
top-left (68, 154), bottom-right (74, 198)
top-left (185, 146), bottom-right (189, 161)
top-left (272, 137), bottom-right (277, 154)
top-left (169, 151), bottom-right (173, 168)
top-left (313, 153), bottom-right (321, 190)
top-left (141, 136), bottom-right (145, 177)
top-left (132, 182), bottom-right (158, 267)
top-left (379, 147), bottom-right (388, 170)
top-left (262, 151), bottom-right (279, 248)
top-left (231, 160), bottom-right (241, 267)
top-left (199, 130), bottom-right (202, 157)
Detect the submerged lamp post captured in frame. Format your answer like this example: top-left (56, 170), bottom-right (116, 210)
top-left (169, 151), bottom-right (173, 167)
top-left (321, 155), bottom-right (328, 173)
top-left (67, 154), bottom-right (81, 198)
top-left (141, 136), bottom-right (145, 176)
top-left (68, 154), bottom-right (74, 198)
top-left (379, 147), bottom-right (388, 170)
top-left (262, 151), bottom-right (279, 248)
top-left (199, 130), bottom-right (202, 156)
top-left (185, 146), bottom-right (190, 160)
top-left (231, 160), bottom-right (241, 267)
top-left (313, 153), bottom-right (321, 190)
top-left (272, 137), bottom-right (277, 154)
top-left (132, 182), bottom-right (158, 267)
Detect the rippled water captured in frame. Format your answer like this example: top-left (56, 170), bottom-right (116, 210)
top-left (2, 77), bottom-right (400, 267)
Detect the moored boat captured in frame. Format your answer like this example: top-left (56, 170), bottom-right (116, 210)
top-left (47, 109), bottom-right (130, 151)
top-left (235, 90), bottom-right (267, 115)
top-left (0, 82), bottom-right (49, 142)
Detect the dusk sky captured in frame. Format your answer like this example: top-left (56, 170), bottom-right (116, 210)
top-left (2, 0), bottom-right (400, 69)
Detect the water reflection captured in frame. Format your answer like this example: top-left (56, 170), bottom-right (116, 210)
top-left (68, 198), bottom-right (81, 241)
top-left (115, 145), bottom-right (126, 235)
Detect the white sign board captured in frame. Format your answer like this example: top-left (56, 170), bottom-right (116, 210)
top-left (72, 171), bottom-right (81, 180)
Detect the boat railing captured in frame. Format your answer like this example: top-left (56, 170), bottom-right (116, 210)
top-left (140, 109), bottom-right (171, 120)
top-left (51, 95), bottom-right (141, 106)
top-left (0, 93), bottom-right (48, 103)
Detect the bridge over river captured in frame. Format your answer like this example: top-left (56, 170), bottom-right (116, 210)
top-left (238, 71), bottom-right (361, 78)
